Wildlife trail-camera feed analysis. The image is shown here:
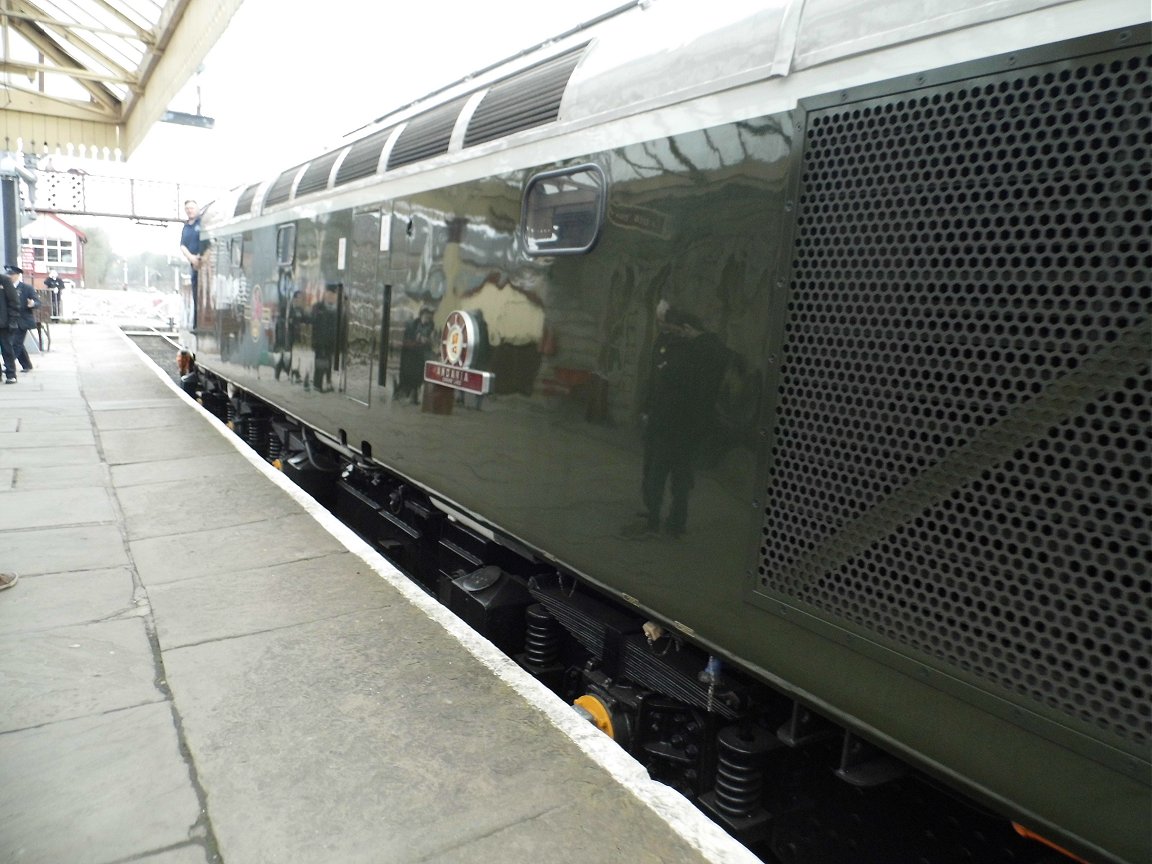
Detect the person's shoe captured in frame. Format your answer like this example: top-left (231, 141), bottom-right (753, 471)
top-left (0, 572), bottom-right (19, 590)
top-left (3, 377), bottom-right (16, 384)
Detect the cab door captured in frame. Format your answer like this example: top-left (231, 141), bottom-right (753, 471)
top-left (344, 207), bottom-right (389, 405)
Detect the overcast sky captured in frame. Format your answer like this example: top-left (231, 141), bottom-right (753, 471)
top-left (130, 0), bottom-right (628, 188)
top-left (95, 0), bottom-right (626, 255)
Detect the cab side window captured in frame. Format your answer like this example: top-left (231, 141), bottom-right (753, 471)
top-left (276, 224), bottom-right (296, 267)
top-left (522, 165), bottom-right (604, 255)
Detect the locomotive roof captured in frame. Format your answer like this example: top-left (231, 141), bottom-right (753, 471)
top-left (214, 0), bottom-right (1140, 222)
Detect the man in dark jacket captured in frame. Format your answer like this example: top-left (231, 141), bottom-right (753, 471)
top-left (44, 269), bottom-right (64, 317)
top-left (0, 273), bottom-right (22, 383)
top-left (5, 265), bottom-right (39, 371)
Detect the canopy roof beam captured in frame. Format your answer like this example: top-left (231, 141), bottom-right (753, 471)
top-left (0, 0), bottom-right (243, 159)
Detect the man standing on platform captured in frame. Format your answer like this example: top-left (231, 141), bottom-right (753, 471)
top-left (44, 269), bottom-right (64, 317)
top-left (5, 265), bottom-right (39, 372)
top-left (0, 272), bottom-right (21, 383)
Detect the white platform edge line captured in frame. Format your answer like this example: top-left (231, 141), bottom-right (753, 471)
top-left (115, 326), bottom-right (762, 864)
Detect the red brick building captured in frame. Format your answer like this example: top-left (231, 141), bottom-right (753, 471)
top-left (19, 212), bottom-right (86, 289)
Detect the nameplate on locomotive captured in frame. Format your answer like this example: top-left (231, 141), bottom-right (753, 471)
top-left (424, 309), bottom-right (493, 395)
top-left (424, 361), bottom-right (493, 395)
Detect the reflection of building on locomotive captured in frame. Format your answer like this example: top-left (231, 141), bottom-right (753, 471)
top-left (179, 2), bottom-right (1150, 863)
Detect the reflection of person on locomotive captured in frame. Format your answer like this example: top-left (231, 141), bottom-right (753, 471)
top-left (395, 306), bottom-right (435, 404)
top-left (273, 281), bottom-right (305, 383)
top-left (309, 284), bottom-right (340, 392)
top-left (637, 302), bottom-right (729, 538)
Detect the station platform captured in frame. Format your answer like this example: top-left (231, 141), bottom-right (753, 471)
top-left (0, 324), bottom-right (759, 864)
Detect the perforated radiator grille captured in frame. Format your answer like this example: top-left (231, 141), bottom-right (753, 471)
top-left (760, 43), bottom-right (1151, 747)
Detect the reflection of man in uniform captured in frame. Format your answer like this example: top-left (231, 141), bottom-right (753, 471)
top-left (396, 306), bottom-right (435, 404)
top-left (639, 303), bottom-right (728, 537)
top-left (273, 282), bottom-right (304, 382)
top-left (310, 284), bottom-right (339, 392)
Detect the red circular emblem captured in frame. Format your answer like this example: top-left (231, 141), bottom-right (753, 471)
top-left (440, 310), bottom-right (478, 368)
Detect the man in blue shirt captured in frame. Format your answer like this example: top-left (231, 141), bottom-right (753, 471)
top-left (180, 199), bottom-right (202, 325)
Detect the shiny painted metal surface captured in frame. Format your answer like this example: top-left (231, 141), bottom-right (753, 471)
top-left (184, 6), bottom-right (1151, 862)
top-left (195, 113), bottom-right (791, 614)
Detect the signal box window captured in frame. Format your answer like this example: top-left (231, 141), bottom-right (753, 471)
top-left (276, 224), bottom-right (296, 266)
top-left (27, 236), bottom-right (76, 266)
top-left (523, 165), bottom-right (604, 255)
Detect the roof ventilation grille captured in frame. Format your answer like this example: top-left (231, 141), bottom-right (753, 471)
top-left (264, 165), bottom-right (301, 207)
top-left (334, 126), bottom-right (394, 187)
top-left (387, 97), bottom-right (469, 170)
top-left (464, 43), bottom-right (587, 148)
top-left (296, 150), bottom-right (343, 198)
top-left (233, 183), bottom-right (260, 217)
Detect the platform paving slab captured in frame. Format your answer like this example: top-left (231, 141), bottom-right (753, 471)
top-left (0, 388), bottom-right (84, 406)
top-left (148, 552), bottom-right (395, 649)
top-left (8, 413), bottom-right (94, 432)
top-left (129, 512), bottom-right (347, 586)
top-left (98, 421), bottom-right (237, 465)
top-left (0, 443), bottom-right (100, 467)
top-left (0, 566), bottom-right (137, 636)
top-left (2, 485), bottom-right (117, 531)
top-left (91, 403), bottom-right (201, 431)
top-left (82, 370), bottom-right (179, 402)
top-left (88, 397), bottom-right (186, 412)
top-left (111, 451), bottom-right (252, 487)
top-left (0, 702), bottom-right (204, 864)
top-left (9, 462), bottom-right (111, 490)
top-left (422, 783), bottom-right (695, 864)
top-left (135, 845), bottom-right (217, 864)
top-left (0, 616), bottom-right (161, 733)
top-left (0, 428), bottom-right (96, 449)
top-left (0, 523), bottom-right (131, 576)
top-left (116, 473), bottom-right (304, 541)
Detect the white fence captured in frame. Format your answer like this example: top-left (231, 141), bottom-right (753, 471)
top-left (63, 288), bottom-right (181, 329)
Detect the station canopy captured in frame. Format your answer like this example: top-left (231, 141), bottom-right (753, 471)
top-left (0, 0), bottom-right (242, 161)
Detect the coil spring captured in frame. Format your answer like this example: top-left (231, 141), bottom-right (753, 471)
top-left (267, 428), bottom-right (283, 461)
top-left (713, 725), bottom-right (773, 819)
top-left (523, 604), bottom-right (561, 667)
top-left (246, 416), bottom-right (268, 458)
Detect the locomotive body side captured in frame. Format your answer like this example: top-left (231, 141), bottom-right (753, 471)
top-left (184, 3), bottom-right (1150, 861)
